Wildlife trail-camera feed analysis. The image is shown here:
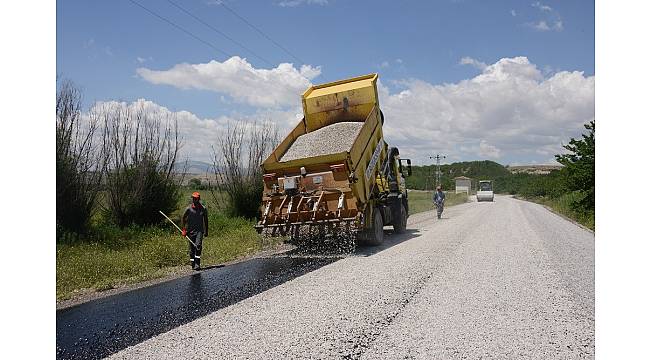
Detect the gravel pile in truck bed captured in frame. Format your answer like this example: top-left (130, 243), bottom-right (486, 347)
top-left (280, 121), bottom-right (365, 162)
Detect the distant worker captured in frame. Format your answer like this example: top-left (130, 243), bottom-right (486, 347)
top-left (181, 192), bottom-right (209, 270)
top-left (433, 185), bottom-right (445, 219)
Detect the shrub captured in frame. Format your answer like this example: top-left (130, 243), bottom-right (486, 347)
top-left (105, 161), bottom-right (181, 226)
top-left (212, 121), bottom-right (278, 219)
top-left (188, 178), bottom-right (202, 188)
top-left (56, 80), bottom-right (106, 237)
top-left (99, 101), bottom-right (184, 227)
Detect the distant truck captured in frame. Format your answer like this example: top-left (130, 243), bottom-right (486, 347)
top-left (255, 74), bottom-right (411, 246)
top-left (477, 180), bottom-right (494, 202)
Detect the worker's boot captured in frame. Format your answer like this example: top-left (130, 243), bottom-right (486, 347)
top-left (193, 256), bottom-right (201, 270)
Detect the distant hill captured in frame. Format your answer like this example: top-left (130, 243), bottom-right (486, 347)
top-left (506, 164), bottom-right (563, 175)
top-left (406, 160), bottom-right (511, 190)
top-left (179, 160), bottom-right (214, 175)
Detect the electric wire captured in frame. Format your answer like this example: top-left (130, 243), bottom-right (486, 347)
top-left (128, 0), bottom-right (231, 58)
top-left (166, 0), bottom-right (274, 67)
top-left (217, 1), bottom-right (306, 66)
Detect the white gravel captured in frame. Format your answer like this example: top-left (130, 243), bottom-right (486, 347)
top-left (109, 196), bottom-right (594, 359)
top-left (279, 122), bottom-right (364, 162)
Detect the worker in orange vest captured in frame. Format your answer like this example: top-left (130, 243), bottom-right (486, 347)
top-left (181, 192), bottom-right (209, 270)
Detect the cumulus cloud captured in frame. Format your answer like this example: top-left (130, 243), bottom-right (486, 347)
top-left (86, 98), bottom-right (302, 163)
top-left (136, 56), bottom-right (321, 108)
top-left (128, 56), bottom-right (593, 166)
top-left (479, 140), bottom-right (501, 158)
top-left (459, 56), bottom-right (487, 70)
top-left (378, 56), bottom-right (594, 165)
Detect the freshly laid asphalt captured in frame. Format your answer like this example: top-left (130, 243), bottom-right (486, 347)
top-left (57, 195), bottom-right (594, 359)
top-left (56, 257), bottom-right (339, 359)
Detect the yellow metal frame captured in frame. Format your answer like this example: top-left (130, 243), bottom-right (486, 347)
top-left (302, 73), bottom-right (379, 132)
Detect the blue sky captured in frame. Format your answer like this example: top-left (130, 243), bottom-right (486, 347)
top-left (57, 0), bottom-right (595, 165)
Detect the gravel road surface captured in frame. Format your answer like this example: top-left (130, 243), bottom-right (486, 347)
top-left (108, 195), bottom-right (594, 359)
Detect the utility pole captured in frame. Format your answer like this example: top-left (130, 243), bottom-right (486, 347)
top-left (429, 154), bottom-right (446, 188)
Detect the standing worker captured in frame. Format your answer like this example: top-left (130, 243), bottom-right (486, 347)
top-left (181, 192), bottom-right (208, 270)
top-left (433, 185), bottom-right (445, 219)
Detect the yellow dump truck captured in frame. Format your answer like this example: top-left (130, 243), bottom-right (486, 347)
top-left (255, 74), bottom-right (411, 246)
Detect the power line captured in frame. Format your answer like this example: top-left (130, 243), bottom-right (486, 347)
top-left (165, 0), bottom-right (274, 67)
top-left (217, 1), bottom-right (306, 66)
top-left (129, 0), bottom-right (231, 58)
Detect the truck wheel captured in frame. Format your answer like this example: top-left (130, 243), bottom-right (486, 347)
top-left (366, 209), bottom-right (384, 246)
top-left (393, 204), bottom-right (407, 233)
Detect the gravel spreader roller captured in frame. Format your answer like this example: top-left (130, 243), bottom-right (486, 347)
top-left (255, 74), bottom-right (412, 251)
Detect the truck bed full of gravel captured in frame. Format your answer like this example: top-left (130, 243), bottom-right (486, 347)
top-left (280, 121), bottom-right (364, 162)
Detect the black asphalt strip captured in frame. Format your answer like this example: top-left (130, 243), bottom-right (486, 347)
top-left (56, 256), bottom-right (339, 359)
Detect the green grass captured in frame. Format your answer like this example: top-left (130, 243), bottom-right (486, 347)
top-left (408, 190), bottom-right (469, 215)
top-left (56, 187), bottom-right (276, 301)
top-left (522, 192), bottom-right (595, 231)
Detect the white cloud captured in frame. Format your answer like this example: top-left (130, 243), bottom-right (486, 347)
top-left (528, 19), bottom-right (563, 32)
top-left (479, 140), bottom-right (501, 158)
top-left (136, 56), bottom-right (321, 108)
top-left (531, 20), bottom-right (551, 31)
top-left (511, 9), bottom-right (517, 17)
top-left (529, 2), bottom-right (563, 32)
top-left (532, 2), bottom-right (553, 12)
top-left (126, 56), bottom-right (593, 166)
top-left (277, 0), bottom-right (328, 7)
top-left (86, 99), bottom-right (302, 163)
top-left (377, 56), bottom-right (594, 165)
top-left (459, 56), bottom-right (487, 70)
top-left (379, 61), bottom-right (390, 68)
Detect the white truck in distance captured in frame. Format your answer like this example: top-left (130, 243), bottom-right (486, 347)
top-left (477, 180), bottom-right (494, 202)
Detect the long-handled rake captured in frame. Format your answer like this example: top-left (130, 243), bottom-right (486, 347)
top-left (159, 210), bottom-right (197, 248)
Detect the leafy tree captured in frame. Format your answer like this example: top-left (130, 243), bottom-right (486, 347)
top-left (555, 121), bottom-right (595, 212)
top-left (188, 178), bottom-right (202, 188)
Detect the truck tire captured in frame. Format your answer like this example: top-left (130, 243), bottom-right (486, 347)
top-left (366, 209), bottom-right (384, 246)
top-left (393, 203), bottom-right (407, 233)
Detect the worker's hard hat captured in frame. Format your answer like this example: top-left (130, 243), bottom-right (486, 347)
top-left (192, 192), bottom-right (200, 199)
